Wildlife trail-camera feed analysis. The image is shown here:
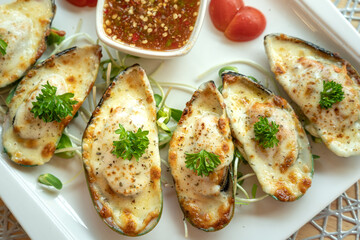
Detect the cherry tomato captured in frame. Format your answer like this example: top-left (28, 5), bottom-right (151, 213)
top-left (224, 6), bottom-right (266, 42)
top-left (66, 0), bottom-right (97, 7)
top-left (209, 0), bottom-right (244, 32)
top-left (66, 0), bottom-right (87, 7)
top-left (87, 0), bottom-right (98, 7)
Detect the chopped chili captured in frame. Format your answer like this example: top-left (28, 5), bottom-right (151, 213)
top-left (103, 0), bottom-right (200, 51)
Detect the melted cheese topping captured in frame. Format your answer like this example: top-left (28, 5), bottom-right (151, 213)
top-left (172, 114), bottom-right (231, 196)
top-left (0, 0), bottom-right (54, 87)
top-left (265, 34), bottom-right (360, 157)
top-left (13, 75), bottom-right (67, 140)
top-left (2, 45), bottom-right (101, 166)
top-left (222, 74), bottom-right (312, 202)
top-left (169, 82), bottom-right (234, 230)
top-left (247, 102), bottom-right (299, 174)
top-left (82, 66), bottom-right (161, 236)
top-left (93, 104), bottom-right (151, 196)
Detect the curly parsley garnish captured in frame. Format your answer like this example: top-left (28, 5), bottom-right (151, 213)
top-left (0, 38), bottom-right (7, 56)
top-left (254, 116), bottom-right (279, 148)
top-left (319, 80), bottom-right (344, 109)
top-left (112, 124), bottom-right (149, 161)
top-left (30, 82), bottom-right (78, 122)
top-left (185, 150), bottom-right (221, 177)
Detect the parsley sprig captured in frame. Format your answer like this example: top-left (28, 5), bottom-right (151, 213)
top-left (0, 38), bottom-right (7, 56)
top-left (30, 82), bottom-right (78, 122)
top-left (185, 150), bottom-right (221, 177)
top-left (319, 80), bottom-right (344, 109)
top-left (112, 124), bottom-right (150, 161)
top-left (254, 116), bottom-right (279, 148)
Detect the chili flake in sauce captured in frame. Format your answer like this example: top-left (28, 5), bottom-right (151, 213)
top-left (103, 0), bottom-right (200, 51)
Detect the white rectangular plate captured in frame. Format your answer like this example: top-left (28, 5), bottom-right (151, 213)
top-left (1, 0), bottom-right (360, 239)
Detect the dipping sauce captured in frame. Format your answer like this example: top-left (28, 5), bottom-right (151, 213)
top-left (103, 0), bottom-right (200, 51)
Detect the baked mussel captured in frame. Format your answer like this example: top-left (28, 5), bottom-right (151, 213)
top-left (82, 65), bottom-right (162, 236)
top-left (264, 33), bottom-right (360, 157)
top-left (2, 45), bottom-right (101, 166)
top-left (168, 81), bottom-right (235, 231)
top-left (222, 72), bottom-right (313, 201)
top-left (0, 0), bottom-right (55, 88)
